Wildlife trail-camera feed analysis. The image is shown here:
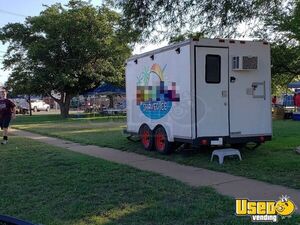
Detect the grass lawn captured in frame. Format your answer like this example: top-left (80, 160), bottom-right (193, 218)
top-left (0, 137), bottom-right (278, 225)
top-left (12, 115), bottom-right (300, 189)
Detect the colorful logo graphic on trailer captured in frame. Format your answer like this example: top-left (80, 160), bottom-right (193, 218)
top-left (136, 64), bottom-right (180, 119)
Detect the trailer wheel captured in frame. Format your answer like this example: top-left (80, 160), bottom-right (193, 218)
top-left (154, 127), bottom-right (172, 154)
top-left (139, 124), bottom-right (154, 151)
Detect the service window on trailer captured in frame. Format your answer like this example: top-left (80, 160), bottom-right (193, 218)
top-left (195, 47), bottom-right (229, 138)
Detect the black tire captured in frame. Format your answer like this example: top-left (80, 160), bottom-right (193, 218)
top-left (154, 127), bottom-right (173, 154)
top-left (139, 124), bottom-right (154, 151)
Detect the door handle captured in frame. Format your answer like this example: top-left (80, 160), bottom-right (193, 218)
top-left (230, 76), bottom-right (236, 83)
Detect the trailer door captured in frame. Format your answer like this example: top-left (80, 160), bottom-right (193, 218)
top-left (195, 47), bottom-right (229, 137)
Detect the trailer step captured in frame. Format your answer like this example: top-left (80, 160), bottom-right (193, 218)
top-left (211, 148), bottom-right (242, 164)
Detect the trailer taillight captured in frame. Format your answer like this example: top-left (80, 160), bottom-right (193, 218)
top-left (201, 139), bottom-right (208, 145)
top-left (260, 136), bottom-right (265, 143)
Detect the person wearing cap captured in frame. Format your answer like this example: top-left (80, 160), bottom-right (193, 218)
top-left (0, 89), bottom-right (16, 144)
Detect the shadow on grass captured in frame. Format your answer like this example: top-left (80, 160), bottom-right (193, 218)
top-left (2, 137), bottom-right (278, 225)
top-left (12, 118), bottom-right (300, 189)
top-left (13, 114), bottom-right (126, 125)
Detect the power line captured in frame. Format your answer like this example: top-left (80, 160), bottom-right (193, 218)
top-left (0, 9), bottom-right (27, 18)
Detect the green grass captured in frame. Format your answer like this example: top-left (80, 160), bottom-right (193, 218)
top-left (13, 114), bottom-right (126, 124)
top-left (12, 115), bottom-right (300, 189)
top-left (0, 137), bottom-right (282, 225)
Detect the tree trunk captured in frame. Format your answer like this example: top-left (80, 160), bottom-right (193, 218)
top-left (59, 102), bottom-right (70, 118)
top-left (59, 94), bottom-right (71, 118)
top-left (28, 95), bottom-right (32, 116)
top-left (48, 92), bottom-right (72, 118)
top-left (26, 95), bottom-right (32, 116)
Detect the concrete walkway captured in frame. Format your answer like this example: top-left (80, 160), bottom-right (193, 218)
top-left (12, 129), bottom-right (300, 213)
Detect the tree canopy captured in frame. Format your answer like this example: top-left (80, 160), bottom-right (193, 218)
top-left (268, 1), bottom-right (300, 93)
top-left (271, 45), bottom-right (300, 94)
top-left (0, 0), bottom-right (134, 117)
top-left (116, 0), bottom-right (284, 40)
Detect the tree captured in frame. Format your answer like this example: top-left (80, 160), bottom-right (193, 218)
top-left (116, 0), bottom-right (283, 40)
top-left (265, 0), bottom-right (300, 42)
top-left (0, 0), bottom-right (133, 117)
top-left (271, 44), bottom-right (300, 94)
top-left (169, 32), bottom-right (205, 44)
top-left (6, 67), bottom-right (36, 116)
top-left (266, 1), bottom-right (300, 93)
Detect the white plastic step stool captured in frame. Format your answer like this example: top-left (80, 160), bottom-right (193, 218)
top-left (211, 148), bottom-right (242, 164)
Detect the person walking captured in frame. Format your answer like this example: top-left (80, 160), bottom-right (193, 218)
top-left (0, 89), bottom-right (16, 144)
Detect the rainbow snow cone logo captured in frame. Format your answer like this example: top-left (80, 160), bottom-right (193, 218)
top-left (136, 64), bottom-right (180, 119)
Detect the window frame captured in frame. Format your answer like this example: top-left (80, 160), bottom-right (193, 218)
top-left (205, 54), bottom-right (221, 84)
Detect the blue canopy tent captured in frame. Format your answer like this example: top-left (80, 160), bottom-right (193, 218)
top-left (86, 83), bottom-right (125, 95)
top-left (286, 81), bottom-right (300, 121)
top-left (281, 82), bottom-right (300, 106)
top-left (288, 81), bottom-right (300, 90)
top-left (84, 83), bottom-right (126, 113)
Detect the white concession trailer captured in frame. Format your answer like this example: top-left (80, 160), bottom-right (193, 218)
top-left (125, 39), bottom-right (272, 154)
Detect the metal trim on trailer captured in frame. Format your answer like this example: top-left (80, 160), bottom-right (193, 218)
top-left (193, 45), bottom-right (229, 49)
top-left (227, 49), bottom-right (231, 135)
top-left (190, 42), bottom-right (195, 139)
top-left (193, 45), bottom-right (197, 138)
top-left (174, 135), bottom-right (272, 146)
top-left (229, 133), bottom-right (272, 138)
top-left (267, 46), bottom-right (273, 137)
top-left (174, 137), bottom-right (194, 144)
top-left (193, 135), bottom-right (272, 145)
top-left (127, 40), bottom-right (191, 61)
top-left (225, 135), bottom-right (272, 144)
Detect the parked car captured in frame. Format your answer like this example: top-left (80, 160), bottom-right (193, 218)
top-left (12, 98), bottom-right (30, 114)
top-left (31, 100), bottom-right (50, 112)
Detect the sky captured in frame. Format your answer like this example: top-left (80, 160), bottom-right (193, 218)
top-left (0, 0), bottom-right (73, 84)
top-left (0, 0), bottom-right (165, 84)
